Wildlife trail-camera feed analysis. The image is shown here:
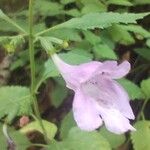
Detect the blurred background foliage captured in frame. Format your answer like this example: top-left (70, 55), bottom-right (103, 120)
top-left (0, 0), bottom-right (150, 150)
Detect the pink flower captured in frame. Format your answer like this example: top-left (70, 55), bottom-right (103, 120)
top-left (51, 53), bottom-right (136, 134)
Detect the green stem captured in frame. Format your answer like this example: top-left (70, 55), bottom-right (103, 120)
top-left (28, 0), bottom-right (49, 144)
top-left (136, 99), bottom-right (148, 120)
top-left (36, 23), bottom-right (62, 36)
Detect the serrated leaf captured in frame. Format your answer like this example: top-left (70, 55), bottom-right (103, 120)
top-left (20, 120), bottom-right (57, 140)
top-left (107, 24), bottom-right (135, 45)
top-left (120, 25), bottom-right (150, 38)
top-left (83, 30), bottom-right (101, 45)
top-left (48, 127), bottom-right (111, 150)
top-left (100, 127), bottom-right (126, 149)
top-left (134, 48), bottom-right (150, 61)
top-left (66, 127), bottom-right (111, 150)
top-left (56, 12), bottom-right (149, 30)
top-left (117, 78), bottom-right (144, 100)
top-left (93, 43), bottom-right (117, 60)
top-left (0, 86), bottom-right (31, 123)
top-left (141, 78), bottom-right (150, 99)
top-left (131, 121), bottom-right (150, 150)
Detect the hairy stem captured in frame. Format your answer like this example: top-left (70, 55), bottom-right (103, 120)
top-left (28, 0), bottom-right (49, 143)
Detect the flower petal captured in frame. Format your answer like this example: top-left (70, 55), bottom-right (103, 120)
top-left (97, 77), bottom-right (134, 119)
top-left (51, 53), bottom-right (77, 89)
top-left (100, 60), bottom-right (131, 79)
top-left (51, 53), bottom-right (102, 90)
top-left (112, 80), bottom-right (135, 119)
top-left (99, 108), bottom-right (136, 134)
top-left (82, 76), bottom-right (134, 119)
top-left (76, 61), bottom-right (102, 82)
top-left (73, 88), bottom-right (103, 131)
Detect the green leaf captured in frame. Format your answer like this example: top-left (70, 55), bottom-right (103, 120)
top-left (141, 78), bottom-right (150, 99)
top-left (133, 0), bottom-right (150, 5)
top-left (0, 9), bottom-right (26, 33)
top-left (120, 25), bottom-right (150, 38)
top-left (100, 30), bottom-right (115, 49)
top-left (34, 0), bottom-right (63, 16)
top-left (60, 111), bottom-right (76, 139)
top-left (100, 127), bottom-right (126, 149)
top-left (107, 24), bottom-right (135, 45)
top-left (66, 128), bottom-right (111, 150)
top-left (0, 86), bottom-right (31, 123)
top-left (0, 125), bottom-right (31, 150)
top-left (93, 43), bottom-right (117, 60)
top-left (83, 30), bottom-right (101, 45)
top-left (48, 127), bottom-right (111, 150)
top-left (45, 28), bottom-right (82, 42)
top-left (134, 48), bottom-right (150, 61)
top-left (73, 40), bottom-right (92, 51)
top-left (61, 0), bottom-right (75, 5)
top-left (10, 50), bottom-right (29, 71)
top-left (10, 130), bottom-right (31, 150)
top-left (107, 0), bottom-right (133, 6)
top-left (0, 20), bottom-right (19, 32)
top-left (34, 23), bottom-right (46, 34)
top-left (63, 9), bottom-right (81, 17)
top-left (117, 78), bottom-right (144, 100)
top-left (57, 50), bottom-right (92, 64)
top-left (0, 9), bottom-right (7, 19)
top-left (56, 12), bottom-right (149, 30)
top-left (51, 77), bottom-right (68, 107)
top-left (10, 35), bottom-right (25, 46)
top-left (20, 120), bottom-right (57, 140)
top-left (81, 3), bottom-right (106, 14)
top-left (131, 120), bottom-right (150, 150)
